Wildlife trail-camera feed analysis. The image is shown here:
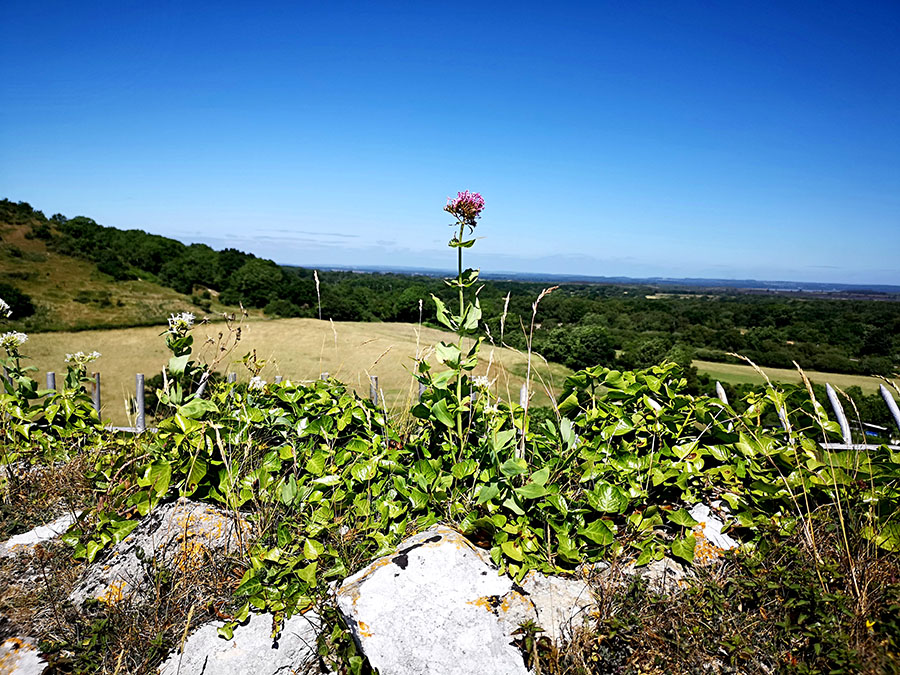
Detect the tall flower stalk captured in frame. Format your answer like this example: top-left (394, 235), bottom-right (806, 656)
top-left (416, 192), bottom-right (486, 456)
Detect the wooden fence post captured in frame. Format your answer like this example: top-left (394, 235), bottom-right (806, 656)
top-left (825, 383), bottom-right (852, 444)
top-left (92, 372), bottom-right (101, 417)
top-left (46, 371), bottom-right (56, 390)
top-left (135, 373), bottom-right (145, 433)
top-left (369, 376), bottom-right (379, 406)
top-left (881, 385), bottom-right (900, 434)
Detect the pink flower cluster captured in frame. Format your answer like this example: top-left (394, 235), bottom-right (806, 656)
top-left (444, 190), bottom-right (485, 225)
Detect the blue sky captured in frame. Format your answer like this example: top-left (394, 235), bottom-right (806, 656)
top-left (2, 1), bottom-right (898, 284)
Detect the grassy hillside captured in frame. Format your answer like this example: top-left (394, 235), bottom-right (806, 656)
top-left (694, 359), bottom-right (886, 393)
top-left (0, 206), bottom-right (247, 332)
top-left (22, 318), bottom-right (573, 425)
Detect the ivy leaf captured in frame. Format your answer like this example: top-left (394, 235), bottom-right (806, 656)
top-left (500, 458), bottom-right (528, 478)
top-left (578, 519), bottom-right (614, 546)
top-left (476, 482), bottom-right (500, 505)
top-left (515, 483), bottom-right (548, 500)
top-left (671, 534), bottom-right (697, 562)
top-left (666, 508), bottom-right (699, 528)
top-left (587, 481), bottom-right (629, 513)
top-left (501, 540), bottom-right (524, 561)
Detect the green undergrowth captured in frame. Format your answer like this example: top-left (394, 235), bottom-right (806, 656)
top-left (2, 195), bottom-right (899, 672)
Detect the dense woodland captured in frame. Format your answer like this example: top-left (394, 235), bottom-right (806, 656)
top-left (3, 198), bottom-right (899, 386)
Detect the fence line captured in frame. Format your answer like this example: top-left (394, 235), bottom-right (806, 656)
top-left (34, 370), bottom-right (900, 443)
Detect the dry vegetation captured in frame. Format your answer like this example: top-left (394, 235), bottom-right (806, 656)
top-left (23, 318), bottom-right (573, 425)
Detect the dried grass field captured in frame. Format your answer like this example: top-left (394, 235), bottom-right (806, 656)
top-left (22, 318), bottom-right (573, 425)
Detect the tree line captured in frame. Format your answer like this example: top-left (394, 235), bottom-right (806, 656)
top-left (3, 198), bottom-right (898, 380)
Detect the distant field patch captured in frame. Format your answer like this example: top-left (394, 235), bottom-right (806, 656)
top-left (24, 319), bottom-right (572, 425)
top-left (694, 359), bottom-right (884, 393)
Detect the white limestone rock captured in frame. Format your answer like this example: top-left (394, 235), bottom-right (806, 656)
top-left (620, 557), bottom-right (687, 594)
top-left (157, 611), bottom-right (321, 675)
top-left (0, 636), bottom-right (46, 674)
top-left (69, 498), bottom-right (250, 607)
top-left (520, 570), bottom-right (596, 643)
top-left (689, 503), bottom-right (739, 552)
top-left (1, 511), bottom-right (80, 558)
top-left (336, 525), bottom-right (534, 675)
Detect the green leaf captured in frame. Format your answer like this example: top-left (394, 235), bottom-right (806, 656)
top-left (500, 458), bottom-right (528, 478)
top-left (501, 540), bottom-right (524, 561)
top-left (430, 399), bottom-right (454, 428)
top-left (303, 538), bottom-right (325, 560)
top-left (435, 342), bottom-right (461, 367)
top-left (666, 508), bottom-right (699, 528)
top-left (430, 294), bottom-right (455, 330)
top-left (451, 459), bottom-right (477, 479)
top-left (167, 354), bottom-right (190, 376)
top-left (671, 534), bottom-right (697, 562)
top-left (530, 466), bottom-right (551, 486)
top-left (515, 483), bottom-right (548, 500)
top-left (578, 519), bottom-right (614, 546)
top-left (298, 561), bottom-right (318, 585)
top-left (476, 482), bottom-right (500, 505)
top-left (177, 398), bottom-right (218, 419)
top-left (587, 481), bottom-right (629, 514)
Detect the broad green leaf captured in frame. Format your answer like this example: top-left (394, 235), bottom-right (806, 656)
top-left (671, 534), bottom-right (696, 562)
top-left (666, 508), bottom-right (699, 528)
top-left (587, 481), bottom-right (629, 513)
top-left (476, 482), bottom-right (500, 505)
top-left (430, 399), bottom-right (454, 428)
top-left (515, 483), bottom-right (548, 500)
top-left (500, 458), bottom-right (528, 478)
top-left (501, 540), bottom-right (524, 561)
top-left (578, 519), bottom-right (614, 546)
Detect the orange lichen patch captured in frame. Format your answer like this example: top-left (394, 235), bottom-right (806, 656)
top-left (499, 591), bottom-right (528, 614)
top-left (0, 636), bottom-right (33, 671)
top-left (469, 596), bottom-right (498, 612)
top-left (98, 579), bottom-right (129, 606)
top-left (358, 620), bottom-right (373, 638)
top-left (691, 528), bottom-right (724, 566)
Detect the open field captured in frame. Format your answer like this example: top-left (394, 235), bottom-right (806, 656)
top-left (23, 318), bottom-right (573, 425)
top-left (694, 359), bottom-right (887, 393)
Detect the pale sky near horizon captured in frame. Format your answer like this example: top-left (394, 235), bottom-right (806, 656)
top-left (1, 1), bottom-right (898, 284)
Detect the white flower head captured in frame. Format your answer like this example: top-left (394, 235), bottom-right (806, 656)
top-left (0, 331), bottom-right (27, 355)
top-left (248, 375), bottom-right (266, 390)
top-left (0, 298), bottom-right (11, 318)
top-left (167, 311), bottom-right (195, 334)
top-left (472, 375), bottom-right (492, 389)
top-left (65, 351), bottom-right (102, 367)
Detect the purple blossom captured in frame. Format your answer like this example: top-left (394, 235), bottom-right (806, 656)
top-left (444, 190), bottom-right (485, 226)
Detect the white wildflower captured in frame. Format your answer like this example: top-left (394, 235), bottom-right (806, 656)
top-left (248, 375), bottom-right (266, 390)
top-left (65, 351), bottom-right (102, 367)
top-left (472, 375), bottom-right (492, 389)
top-left (0, 298), bottom-right (10, 318)
top-left (0, 331), bottom-right (28, 355)
top-left (167, 311), bottom-right (195, 334)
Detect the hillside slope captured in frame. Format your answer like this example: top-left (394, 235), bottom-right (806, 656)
top-left (0, 201), bottom-right (243, 331)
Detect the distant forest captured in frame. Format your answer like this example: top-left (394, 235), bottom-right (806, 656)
top-left (3, 199), bottom-right (899, 382)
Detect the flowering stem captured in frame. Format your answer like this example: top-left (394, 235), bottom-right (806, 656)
top-left (456, 222), bottom-right (465, 454)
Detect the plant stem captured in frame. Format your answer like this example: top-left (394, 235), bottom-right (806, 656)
top-left (456, 222), bottom-right (465, 456)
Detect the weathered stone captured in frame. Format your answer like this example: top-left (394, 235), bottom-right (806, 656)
top-left (0, 636), bottom-right (45, 674)
top-left (621, 557), bottom-right (687, 594)
top-left (1, 512), bottom-right (80, 558)
top-left (689, 503), bottom-right (739, 565)
top-left (337, 525), bottom-right (534, 675)
top-left (70, 498), bottom-right (250, 607)
top-left (157, 611), bottom-right (321, 675)
top-left (520, 570), bottom-right (596, 643)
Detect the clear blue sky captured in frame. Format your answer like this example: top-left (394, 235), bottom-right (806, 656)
top-left (2, 1), bottom-right (898, 284)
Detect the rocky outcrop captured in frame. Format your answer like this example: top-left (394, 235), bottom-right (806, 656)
top-left (69, 498), bottom-right (250, 607)
top-left (336, 525), bottom-right (599, 675)
top-left (1, 512), bottom-right (80, 558)
top-left (157, 611), bottom-right (321, 675)
top-left (0, 635), bottom-right (45, 675)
